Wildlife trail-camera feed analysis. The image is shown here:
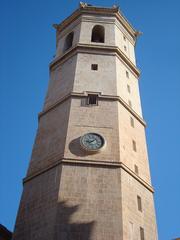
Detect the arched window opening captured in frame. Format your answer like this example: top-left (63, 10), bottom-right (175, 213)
top-left (63, 32), bottom-right (74, 52)
top-left (91, 25), bottom-right (105, 43)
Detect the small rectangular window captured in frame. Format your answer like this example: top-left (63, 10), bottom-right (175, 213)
top-left (140, 227), bottom-right (145, 240)
top-left (127, 84), bottom-right (131, 93)
top-left (124, 45), bottom-right (127, 51)
top-left (126, 71), bottom-right (129, 78)
top-left (128, 100), bottom-right (132, 108)
top-left (87, 94), bottom-right (98, 106)
top-left (130, 117), bottom-right (134, 127)
top-left (132, 140), bottom-right (137, 152)
top-left (91, 64), bottom-right (98, 71)
top-left (123, 35), bottom-right (126, 41)
top-left (137, 196), bottom-right (142, 212)
top-left (134, 164), bottom-right (139, 175)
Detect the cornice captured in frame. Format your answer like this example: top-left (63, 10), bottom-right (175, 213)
top-left (23, 157), bottom-right (154, 193)
top-left (38, 92), bottom-right (146, 127)
top-left (53, 4), bottom-right (140, 40)
top-left (50, 44), bottom-right (140, 78)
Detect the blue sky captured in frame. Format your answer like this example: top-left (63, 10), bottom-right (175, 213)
top-left (1, 0), bottom-right (180, 239)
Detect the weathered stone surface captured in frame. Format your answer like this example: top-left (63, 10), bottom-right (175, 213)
top-left (13, 3), bottom-right (158, 240)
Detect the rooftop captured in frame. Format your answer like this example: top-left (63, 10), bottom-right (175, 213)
top-left (53, 2), bottom-right (141, 39)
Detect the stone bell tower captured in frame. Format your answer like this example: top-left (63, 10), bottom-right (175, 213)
top-left (13, 3), bottom-right (158, 240)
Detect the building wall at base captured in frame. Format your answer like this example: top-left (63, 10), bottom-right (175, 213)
top-left (13, 167), bottom-right (61, 240)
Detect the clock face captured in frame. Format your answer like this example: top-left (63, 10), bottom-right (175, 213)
top-left (80, 133), bottom-right (105, 152)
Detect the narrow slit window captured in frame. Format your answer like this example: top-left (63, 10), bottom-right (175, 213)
top-left (128, 100), bottom-right (132, 108)
top-left (123, 35), bottom-right (126, 41)
top-left (134, 165), bottom-right (139, 175)
top-left (126, 71), bottom-right (129, 78)
top-left (87, 94), bottom-right (98, 106)
top-left (137, 196), bottom-right (142, 212)
top-left (140, 227), bottom-right (145, 240)
top-left (127, 84), bottom-right (131, 93)
top-left (124, 45), bottom-right (127, 51)
top-left (91, 64), bottom-right (98, 71)
top-left (132, 140), bottom-right (137, 152)
top-left (130, 117), bottom-right (134, 127)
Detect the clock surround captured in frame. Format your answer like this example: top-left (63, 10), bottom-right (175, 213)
top-left (80, 133), bottom-right (105, 152)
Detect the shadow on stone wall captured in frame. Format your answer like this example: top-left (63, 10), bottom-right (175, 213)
top-left (69, 137), bottom-right (87, 157)
top-left (54, 201), bottom-right (95, 240)
top-left (69, 137), bottom-right (97, 157)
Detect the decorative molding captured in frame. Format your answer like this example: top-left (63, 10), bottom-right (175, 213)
top-left (50, 43), bottom-right (140, 77)
top-left (23, 157), bottom-right (154, 193)
top-left (53, 4), bottom-right (140, 40)
top-left (39, 92), bottom-right (146, 127)
top-left (23, 159), bottom-right (61, 184)
top-left (40, 92), bottom-right (72, 117)
top-left (79, 2), bottom-right (87, 8)
top-left (62, 158), bottom-right (154, 193)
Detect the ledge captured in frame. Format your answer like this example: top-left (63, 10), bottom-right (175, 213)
top-left (23, 157), bottom-right (154, 193)
top-left (38, 92), bottom-right (146, 127)
top-left (50, 43), bottom-right (140, 78)
top-left (53, 3), bottom-right (140, 40)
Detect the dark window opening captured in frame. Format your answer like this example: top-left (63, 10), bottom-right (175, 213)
top-left (126, 71), bottom-right (129, 78)
top-left (137, 196), bottom-right (142, 212)
top-left (87, 94), bottom-right (98, 106)
top-left (63, 32), bottom-right (74, 52)
top-left (134, 164), bottom-right (139, 175)
top-left (128, 100), bottom-right (132, 108)
top-left (91, 25), bottom-right (105, 43)
top-left (130, 117), bottom-right (134, 127)
top-left (132, 140), bottom-right (137, 152)
top-left (91, 64), bottom-right (98, 71)
top-left (140, 227), bottom-right (145, 240)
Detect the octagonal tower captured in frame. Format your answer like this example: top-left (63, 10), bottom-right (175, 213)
top-left (13, 3), bottom-right (158, 240)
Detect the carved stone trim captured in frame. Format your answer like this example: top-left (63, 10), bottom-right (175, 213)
top-left (53, 5), bottom-right (139, 40)
top-left (23, 157), bottom-right (154, 193)
top-left (39, 92), bottom-right (146, 127)
top-left (50, 44), bottom-right (140, 77)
